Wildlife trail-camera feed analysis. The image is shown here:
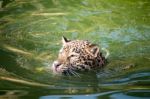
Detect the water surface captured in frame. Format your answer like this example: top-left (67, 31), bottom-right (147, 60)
top-left (0, 0), bottom-right (150, 99)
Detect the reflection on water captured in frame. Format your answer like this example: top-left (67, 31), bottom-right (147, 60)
top-left (0, 90), bottom-right (27, 99)
top-left (0, 0), bottom-right (150, 98)
top-left (40, 90), bottom-right (150, 99)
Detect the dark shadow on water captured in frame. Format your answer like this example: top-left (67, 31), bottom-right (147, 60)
top-left (0, 48), bottom-right (34, 78)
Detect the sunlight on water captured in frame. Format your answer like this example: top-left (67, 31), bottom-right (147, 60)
top-left (0, 76), bottom-right (51, 87)
top-left (2, 44), bottom-right (32, 56)
top-left (0, 90), bottom-right (28, 99)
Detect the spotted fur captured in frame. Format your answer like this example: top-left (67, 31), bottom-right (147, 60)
top-left (52, 36), bottom-right (107, 76)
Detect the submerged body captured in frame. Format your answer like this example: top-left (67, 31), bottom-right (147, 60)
top-left (52, 37), bottom-right (108, 76)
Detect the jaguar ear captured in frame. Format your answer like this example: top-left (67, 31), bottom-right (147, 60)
top-left (87, 44), bottom-right (99, 57)
top-left (62, 36), bottom-right (70, 45)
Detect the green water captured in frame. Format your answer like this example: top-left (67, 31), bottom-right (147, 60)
top-left (0, 0), bottom-right (150, 99)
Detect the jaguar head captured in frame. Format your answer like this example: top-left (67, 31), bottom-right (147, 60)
top-left (52, 36), bottom-right (105, 76)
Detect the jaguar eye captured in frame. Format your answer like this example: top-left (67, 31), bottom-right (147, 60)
top-left (68, 54), bottom-right (78, 59)
top-left (68, 53), bottom-right (79, 59)
top-left (70, 55), bottom-right (76, 57)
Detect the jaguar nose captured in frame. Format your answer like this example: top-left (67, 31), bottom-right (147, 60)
top-left (52, 61), bottom-right (61, 71)
top-left (53, 61), bottom-right (61, 68)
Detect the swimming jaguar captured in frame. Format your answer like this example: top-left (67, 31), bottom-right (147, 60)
top-left (52, 36), bottom-right (109, 76)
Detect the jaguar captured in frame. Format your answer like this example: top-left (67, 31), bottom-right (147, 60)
top-left (52, 36), bottom-right (109, 76)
